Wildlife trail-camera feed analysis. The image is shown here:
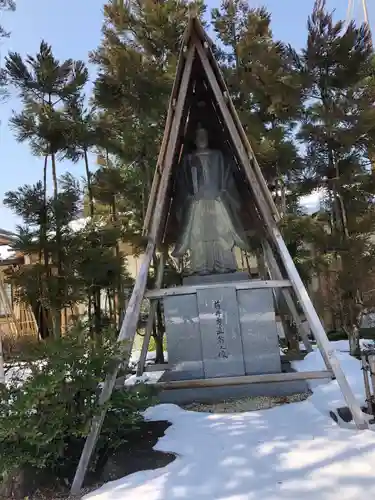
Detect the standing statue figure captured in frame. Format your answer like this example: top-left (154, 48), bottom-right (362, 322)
top-left (172, 125), bottom-right (249, 275)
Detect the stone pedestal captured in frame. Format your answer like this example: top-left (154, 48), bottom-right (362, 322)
top-left (164, 274), bottom-right (281, 383)
top-left (238, 288), bottom-right (281, 374)
top-left (163, 294), bottom-right (203, 380)
top-left (197, 286), bottom-right (245, 378)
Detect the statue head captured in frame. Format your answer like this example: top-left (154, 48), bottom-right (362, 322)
top-left (195, 125), bottom-right (208, 150)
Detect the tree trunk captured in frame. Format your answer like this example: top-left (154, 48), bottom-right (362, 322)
top-left (40, 154), bottom-right (49, 267)
top-left (84, 149), bottom-right (95, 218)
top-left (107, 289), bottom-right (114, 323)
top-left (51, 153), bottom-right (59, 202)
top-left (93, 288), bottom-right (101, 336)
top-left (348, 325), bottom-right (360, 356)
top-left (52, 310), bottom-right (62, 340)
top-left (329, 148), bottom-right (361, 352)
top-left (153, 299), bottom-right (165, 364)
top-left (51, 152), bottom-right (63, 338)
top-left (88, 295), bottom-right (93, 337)
top-left (111, 197), bottom-right (124, 329)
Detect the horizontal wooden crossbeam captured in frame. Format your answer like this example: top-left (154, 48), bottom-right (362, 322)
top-left (144, 354), bottom-right (305, 373)
top-left (155, 370), bottom-right (333, 390)
top-left (145, 363), bottom-right (172, 372)
top-left (145, 279), bottom-right (291, 299)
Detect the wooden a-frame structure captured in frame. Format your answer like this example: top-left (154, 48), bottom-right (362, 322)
top-left (71, 9), bottom-right (369, 495)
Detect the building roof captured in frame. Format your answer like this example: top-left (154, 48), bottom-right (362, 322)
top-left (0, 228), bottom-right (16, 246)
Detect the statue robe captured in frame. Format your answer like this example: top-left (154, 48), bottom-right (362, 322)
top-left (172, 149), bottom-right (249, 275)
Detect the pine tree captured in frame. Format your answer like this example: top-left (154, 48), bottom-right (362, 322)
top-left (211, 1), bottom-right (304, 211)
top-left (91, 0), bottom-right (206, 227)
top-left (5, 43), bottom-right (88, 336)
top-left (295, 0), bottom-right (375, 352)
top-left (3, 174), bottom-right (84, 338)
top-left (3, 172), bottom-right (131, 338)
top-left (0, 0), bottom-right (15, 101)
top-left (63, 96), bottom-right (100, 218)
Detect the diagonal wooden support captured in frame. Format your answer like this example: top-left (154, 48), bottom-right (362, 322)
top-left (70, 46), bottom-right (196, 496)
top-left (262, 242), bottom-right (314, 354)
top-left (195, 37), bottom-right (368, 429)
top-left (136, 251), bottom-right (166, 376)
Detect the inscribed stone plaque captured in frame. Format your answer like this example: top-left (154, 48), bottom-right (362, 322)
top-left (163, 294), bottom-right (204, 380)
top-left (237, 288), bottom-right (281, 374)
top-left (197, 286), bottom-right (245, 378)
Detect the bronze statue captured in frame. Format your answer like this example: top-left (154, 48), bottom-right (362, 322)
top-left (172, 125), bottom-right (249, 275)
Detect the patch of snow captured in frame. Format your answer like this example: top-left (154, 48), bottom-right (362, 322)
top-left (129, 350), bottom-right (169, 370)
top-left (86, 340), bottom-right (375, 500)
top-left (4, 362), bottom-right (32, 388)
top-left (125, 371), bottom-right (165, 387)
top-left (291, 341), bottom-right (371, 416)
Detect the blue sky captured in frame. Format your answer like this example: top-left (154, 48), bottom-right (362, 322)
top-left (0, 0), bottom-right (371, 230)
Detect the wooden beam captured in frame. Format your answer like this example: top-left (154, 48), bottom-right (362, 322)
top-left (142, 20), bottom-right (194, 236)
top-left (145, 279), bottom-right (291, 299)
top-left (263, 242), bottom-right (314, 354)
top-left (156, 370), bottom-right (333, 390)
top-left (136, 251), bottom-right (166, 376)
top-left (143, 357), bottom-right (307, 374)
top-left (281, 352), bottom-right (306, 362)
top-left (145, 363), bottom-right (172, 372)
top-left (194, 38), bottom-right (368, 429)
top-left (70, 46), bottom-right (197, 496)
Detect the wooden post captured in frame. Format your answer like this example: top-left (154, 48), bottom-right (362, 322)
top-left (195, 38), bottom-right (367, 429)
top-left (361, 354), bottom-right (373, 413)
top-left (271, 230), bottom-right (367, 428)
top-left (136, 251), bottom-right (166, 376)
top-left (155, 370), bottom-right (333, 390)
top-left (263, 242), bottom-right (313, 354)
top-left (142, 18), bottom-right (193, 236)
top-left (70, 46), bottom-right (196, 496)
top-left (367, 354), bottom-right (375, 398)
top-left (142, 109), bottom-right (173, 236)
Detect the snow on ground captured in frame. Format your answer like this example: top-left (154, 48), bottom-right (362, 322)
top-left (292, 340), bottom-right (373, 416)
top-left (4, 362), bottom-right (32, 387)
top-left (129, 350), bottom-right (169, 370)
top-left (85, 341), bottom-right (375, 500)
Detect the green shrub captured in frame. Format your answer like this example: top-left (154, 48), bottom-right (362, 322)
top-left (326, 329), bottom-right (347, 341)
top-left (0, 329), bottom-right (158, 486)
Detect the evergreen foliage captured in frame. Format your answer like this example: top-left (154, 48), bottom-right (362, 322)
top-left (0, 328), bottom-right (156, 490)
top-left (212, 0), bottom-right (304, 210)
top-left (4, 5), bottom-right (375, 481)
top-left (291, 0), bottom-right (375, 352)
top-left (3, 0), bottom-right (375, 352)
top-left (0, 0), bottom-right (15, 100)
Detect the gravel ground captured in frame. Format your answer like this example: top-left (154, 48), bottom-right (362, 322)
top-left (183, 392), bottom-right (311, 413)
